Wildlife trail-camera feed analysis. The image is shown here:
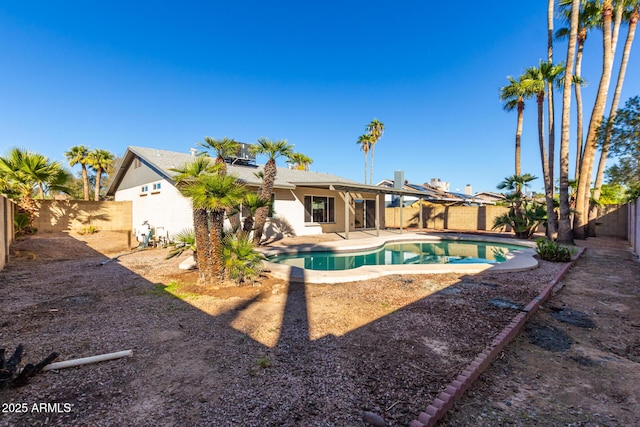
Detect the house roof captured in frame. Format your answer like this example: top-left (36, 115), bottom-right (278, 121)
top-left (107, 146), bottom-right (377, 195)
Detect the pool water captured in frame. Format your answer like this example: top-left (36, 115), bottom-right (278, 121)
top-left (268, 240), bottom-right (527, 271)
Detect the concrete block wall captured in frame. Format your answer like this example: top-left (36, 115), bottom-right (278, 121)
top-left (32, 200), bottom-right (133, 232)
top-left (1, 195), bottom-right (16, 271)
top-left (629, 199), bottom-right (639, 257)
top-left (596, 204), bottom-right (628, 238)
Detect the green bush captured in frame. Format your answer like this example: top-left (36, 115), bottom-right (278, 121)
top-left (14, 212), bottom-right (36, 236)
top-left (535, 238), bottom-right (573, 262)
top-left (222, 233), bottom-right (265, 284)
top-left (166, 228), bottom-right (196, 259)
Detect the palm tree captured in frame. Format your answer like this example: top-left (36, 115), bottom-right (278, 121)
top-left (557, 0), bottom-right (602, 181)
top-left (189, 173), bottom-right (246, 282)
top-left (86, 149), bottom-right (114, 201)
top-left (171, 156), bottom-right (219, 284)
top-left (197, 136), bottom-right (241, 173)
top-left (590, 2), bottom-right (639, 235)
top-left (497, 173), bottom-right (538, 219)
top-left (557, 0), bottom-right (582, 244)
top-left (574, 0), bottom-right (620, 239)
top-left (249, 137), bottom-right (294, 245)
top-left (366, 118), bottom-right (384, 185)
top-left (357, 133), bottom-right (372, 184)
top-left (18, 151), bottom-right (62, 200)
top-left (286, 152), bottom-right (314, 171)
top-left (500, 76), bottom-right (535, 176)
top-left (65, 145), bottom-right (91, 200)
top-left (241, 192), bottom-right (271, 235)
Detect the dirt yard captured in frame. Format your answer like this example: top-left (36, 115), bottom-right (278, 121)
top-left (1, 231), bottom-right (638, 426)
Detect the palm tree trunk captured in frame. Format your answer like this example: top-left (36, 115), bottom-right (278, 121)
top-left (370, 144), bottom-right (375, 185)
top-left (574, 41), bottom-right (585, 181)
top-left (242, 215), bottom-right (254, 235)
top-left (94, 167), bottom-right (102, 201)
top-left (536, 93), bottom-right (556, 238)
top-left (574, 0), bottom-right (616, 240)
top-left (363, 152), bottom-right (367, 184)
top-left (557, 0), bottom-right (581, 244)
top-left (39, 183), bottom-right (45, 199)
top-left (589, 6), bottom-right (638, 236)
top-left (548, 0), bottom-right (554, 63)
top-left (82, 165), bottom-right (90, 201)
top-left (193, 208), bottom-right (213, 285)
top-left (209, 209), bottom-right (226, 283)
top-left (515, 101), bottom-right (524, 176)
top-left (252, 160), bottom-right (276, 245)
top-left (547, 0), bottom-right (557, 239)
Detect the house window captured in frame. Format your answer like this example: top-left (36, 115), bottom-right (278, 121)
top-left (141, 185), bottom-right (148, 192)
top-left (153, 183), bottom-right (161, 191)
top-left (304, 196), bottom-right (335, 223)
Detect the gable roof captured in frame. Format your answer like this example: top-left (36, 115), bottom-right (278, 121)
top-left (106, 146), bottom-right (362, 195)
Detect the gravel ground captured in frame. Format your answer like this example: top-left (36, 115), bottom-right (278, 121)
top-left (1, 231), bottom-right (566, 426)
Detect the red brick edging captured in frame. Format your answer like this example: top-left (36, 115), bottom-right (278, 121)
top-left (409, 247), bottom-right (586, 427)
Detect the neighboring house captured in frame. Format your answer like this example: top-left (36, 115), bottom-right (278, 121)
top-left (377, 179), bottom-right (497, 207)
top-left (107, 146), bottom-right (427, 241)
top-left (474, 191), bottom-right (507, 204)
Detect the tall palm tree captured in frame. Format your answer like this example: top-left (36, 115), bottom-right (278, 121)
top-left (249, 137), bottom-right (294, 245)
top-left (522, 61), bottom-right (564, 238)
top-left (286, 152), bottom-right (314, 171)
top-left (557, 0), bottom-right (582, 244)
top-left (500, 75), bottom-right (535, 176)
top-left (590, 2), bottom-right (639, 235)
top-left (356, 133), bottom-right (372, 184)
top-left (366, 118), bottom-right (384, 185)
top-left (574, 0), bottom-right (620, 239)
top-left (171, 156), bottom-right (220, 285)
top-left (557, 0), bottom-right (602, 181)
top-left (65, 145), bottom-right (91, 200)
top-left (189, 173), bottom-right (246, 282)
top-left (86, 149), bottom-right (114, 201)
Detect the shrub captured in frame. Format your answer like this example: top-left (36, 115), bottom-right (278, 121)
top-left (535, 238), bottom-right (573, 262)
top-left (14, 212), bottom-right (36, 236)
top-left (166, 228), bottom-right (196, 259)
top-left (222, 233), bottom-right (265, 284)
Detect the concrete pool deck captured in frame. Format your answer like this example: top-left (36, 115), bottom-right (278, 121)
top-left (260, 231), bottom-right (539, 284)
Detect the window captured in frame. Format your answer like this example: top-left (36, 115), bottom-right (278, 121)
top-left (141, 185), bottom-right (148, 192)
top-left (304, 196), bottom-right (335, 223)
top-left (153, 182), bottom-right (161, 191)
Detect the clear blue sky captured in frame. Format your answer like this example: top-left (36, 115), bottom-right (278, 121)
top-left (1, 1), bottom-right (638, 194)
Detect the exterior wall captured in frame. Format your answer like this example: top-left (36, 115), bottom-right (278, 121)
top-left (385, 205), bottom-right (511, 231)
top-left (266, 188), bottom-right (384, 238)
top-left (595, 204), bottom-right (627, 238)
top-left (1, 195), bottom-right (16, 270)
top-left (32, 200), bottom-right (132, 232)
top-left (115, 178), bottom-right (192, 239)
top-left (629, 199), bottom-right (639, 257)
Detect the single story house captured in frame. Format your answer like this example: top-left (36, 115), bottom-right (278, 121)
top-left (107, 146), bottom-right (433, 241)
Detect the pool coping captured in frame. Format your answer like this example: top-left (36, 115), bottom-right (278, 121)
top-left (260, 232), bottom-right (539, 284)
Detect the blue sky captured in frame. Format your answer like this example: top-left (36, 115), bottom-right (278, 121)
top-left (1, 1), bottom-right (638, 194)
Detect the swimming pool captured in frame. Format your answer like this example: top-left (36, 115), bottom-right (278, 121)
top-left (268, 240), bottom-right (529, 271)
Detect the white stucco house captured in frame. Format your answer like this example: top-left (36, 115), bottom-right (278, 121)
top-left (107, 146), bottom-right (432, 242)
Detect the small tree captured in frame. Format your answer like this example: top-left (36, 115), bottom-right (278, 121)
top-left (493, 174), bottom-right (547, 239)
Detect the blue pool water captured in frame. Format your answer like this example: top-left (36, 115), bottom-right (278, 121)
top-left (268, 240), bottom-right (527, 271)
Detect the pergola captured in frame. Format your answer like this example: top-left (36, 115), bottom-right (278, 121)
top-left (291, 182), bottom-right (439, 239)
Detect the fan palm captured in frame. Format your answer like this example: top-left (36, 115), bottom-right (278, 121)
top-left (197, 136), bottom-right (241, 173)
top-left (286, 152), bottom-right (313, 171)
top-left (357, 133), bottom-right (373, 184)
top-left (189, 173), bottom-right (247, 282)
top-left (500, 76), bottom-right (535, 176)
top-left (241, 192), bottom-right (271, 235)
top-left (365, 118), bottom-right (384, 185)
top-left (65, 145), bottom-right (91, 200)
top-left (171, 156), bottom-right (219, 284)
top-left (86, 149), bottom-right (114, 201)
top-left (249, 137), bottom-right (294, 245)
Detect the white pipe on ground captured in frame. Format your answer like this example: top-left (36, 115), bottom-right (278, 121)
top-left (42, 350), bottom-right (133, 371)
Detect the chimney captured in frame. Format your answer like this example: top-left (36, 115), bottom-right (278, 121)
top-left (464, 184), bottom-right (472, 195)
top-left (393, 170), bottom-right (404, 189)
